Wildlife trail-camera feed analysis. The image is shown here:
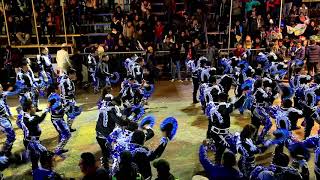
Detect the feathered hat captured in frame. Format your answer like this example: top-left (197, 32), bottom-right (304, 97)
top-left (139, 115), bottom-right (156, 129)
top-left (241, 78), bottom-right (255, 91)
top-left (271, 128), bottom-right (291, 145)
top-left (143, 84), bottom-right (155, 98)
top-left (160, 117), bottom-right (178, 140)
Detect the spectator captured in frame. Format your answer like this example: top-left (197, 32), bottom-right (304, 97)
top-left (232, 0), bottom-right (242, 21)
top-left (56, 44), bottom-right (72, 75)
top-left (257, 15), bottom-right (264, 29)
top-left (289, 5), bottom-right (299, 22)
top-left (306, 39), bottom-right (320, 76)
top-left (47, 12), bottom-right (56, 44)
top-left (111, 16), bottom-right (123, 34)
top-left (145, 46), bottom-right (159, 84)
top-left (141, 0), bottom-right (151, 16)
top-left (163, 30), bottom-right (176, 44)
top-left (305, 21), bottom-right (318, 38)
top-left (114, 6), bottom-right (124, 20)
top-left (206, 42), bottom-right (216, 66)
top-left (298, 12), bottom-right (310, 24)
top-left (277, 39), bottom-right (287, 59)
top-left (154, 20), bottom-right (164, 49)
top-left (53, 6), bottom-right (61, 34)
top-left (233, 43), bottom-right (245, 58)
top-left (164, 0), bottom-right (176, 26)
top-left (283, 0), bottom-right (293, 17)
top-left (179, 31), bottom-right (191, 50)
top-left (170, 43), bottom-right (182, 82)
top-left (39, 2), bottom-right (48, 43)
top-left (244, 35), bottom-right (253, 49)
top-left (114, 151), bottom-right (141, 180)
top-left (299, 3), bottom-right (308, 16)
top-left (105, 34), bottom-right (115, 49)
top-left (231, 20), bottom-right (243, 47)
top-left (153, 159), bottom-right (178, 180)
top-left (253, 37), bottom-right (266, 49)
top-left (15, 16), bottom-right (31, 45)
top-left (123, 21), bottom-right (135, 40)
top-left (108, 0), bottom-right (115, 11)
top-left (78, 152), bottom-right (110, 180)
top-left (133, 15), bottom-right (140, 28)
top-left (294, 40), bottom-right (305, 60)
top-left (33, 151), bottom-right (62, 180)
top-left (144, 9), bottom-right (155, 43)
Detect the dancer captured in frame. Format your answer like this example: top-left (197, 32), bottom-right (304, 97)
top-left (87, 51), bottom-right (98, 93)
top-left (132, 57), bottom-right (144, 84)
top-left (251, 79), bottom-right (272, 143)
top-left (36, 47), bottom-right (55, 88)
top-left (205, 93), bottom-right (234, 164)
top-left (236, 124), bottom-right (268, 178)
top-left (47, 83), bottom-right (71, 156)
top-left (16, 60), bottom-right (41, 113)
top-left (59, 68), bottom-right (81, 132)
top-left (95, 86), bottom-right (124, 170)
top-left (19, 100), bottom-right (48, 170)
top-left (0, 85), bottom-right (17, 156)
top-left (120, 76), bottom-right (145, 121)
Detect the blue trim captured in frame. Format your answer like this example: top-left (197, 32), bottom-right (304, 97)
top-left (160, 117), bottom-right (178, 140)
top-left (139, 115), bottom-right (156, 128)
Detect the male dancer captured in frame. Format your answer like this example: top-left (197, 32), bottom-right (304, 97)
top-left (47, 83), bottom-right (71, 156)
top-left (59, 68), bottom-right (81, 132)
top-left (20, 100), bottom-right (48, 170)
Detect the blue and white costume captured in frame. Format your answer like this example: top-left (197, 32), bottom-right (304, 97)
top-left (236, 133), bottom-right (267, 177)
top-left (96, 94), bottom-right (124, 170)
top-left (59, 74), bottom-right (81, 130)
top-left (251, 87), bottom-right (272, 142)
top-left (48, 93), bottom-right (71, 155)
top-left (205, 101), bottom-right (235, 164)
top-left (37, 52), bottom-right (54, 96)
top-left (269, 62), bottom-right (287, 81)
top-left (19, 110), bottom-right (48, 170)
top-left (120, 80), bottom-right (145, 121)
top-left (16, 68), bottom-right (40, 111)
top-left (0, 91), bottom-right (17, 155)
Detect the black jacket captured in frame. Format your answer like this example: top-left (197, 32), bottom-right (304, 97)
top-left (96, 103), bottom-right (124, 137)
top-left (128, 138), bottom-right (168, 179)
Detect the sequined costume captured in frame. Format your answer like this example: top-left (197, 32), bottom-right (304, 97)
top-left (59, 74), bottom-right (81, 130)
top-left (205, 101), bottom-right (235, 164)
top-left (48, 92), bottom-right (71, 155)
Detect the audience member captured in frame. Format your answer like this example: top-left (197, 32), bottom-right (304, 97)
top-left (153, 159), bottom-right (178, 180)
top-left (79, 152), bottom-right (110, 180)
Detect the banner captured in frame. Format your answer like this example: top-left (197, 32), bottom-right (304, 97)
top-left (286, 24), bottom-right (307, 36)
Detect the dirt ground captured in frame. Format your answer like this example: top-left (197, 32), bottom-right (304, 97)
top-left (2, 80), bottom-right (319, 180)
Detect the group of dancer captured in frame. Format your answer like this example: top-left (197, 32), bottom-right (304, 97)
top-left (0, 46), bottom-right (82, 176)
top-left (92, 54), bottom-right (179, 179)
top-left (187, 49), bottom-right (320, 179)
top-left (2, 44), bottom-right (320, 179)
top-left (0, 47), bottom-right (179, 179)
